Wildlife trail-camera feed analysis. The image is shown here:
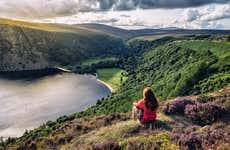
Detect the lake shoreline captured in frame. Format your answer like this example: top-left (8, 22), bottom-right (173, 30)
top-left (0, 68), bottom-right (67, 79)
top-left (0, 67), bottom-right (113, 94)
top-left (0, 73), bottom-right (111, 139)
top-left (93, 73), bottom-right (114, 93)
top-left (0, 67), bottom-right (114, 94)
top-left (97, 78), bottom-right (114, 93)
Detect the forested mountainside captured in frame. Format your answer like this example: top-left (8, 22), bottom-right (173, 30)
top-left (1, 32), bottom-right (229, 149)
top-left (76, 37), bottom-right (230, 116)
top-left (1, 18), bottom-right (230, 72)
top-left (0, 19), bottom-right (125, 71)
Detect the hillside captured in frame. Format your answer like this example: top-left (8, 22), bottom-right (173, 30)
top-left (0, 18), bottom-right (126, 71)
top-left (1, 34), bottom-right (230, 149)
top-left (71, 37), bottom-right (229, 117)
top-left (0, 19), bottom-right (230, 149)
top-left (1, 18), bottom-right (230, 72)
top-left (2, 88), bottom-right (229, 150)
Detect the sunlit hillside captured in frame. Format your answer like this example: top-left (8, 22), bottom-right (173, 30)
top-left (0, 18), bottom-right (126, 71)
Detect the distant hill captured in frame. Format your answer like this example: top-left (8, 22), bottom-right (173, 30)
top-left (78, 23), bottom-right (132, 39)
top-left (79, 23), bottom-right (230, 40)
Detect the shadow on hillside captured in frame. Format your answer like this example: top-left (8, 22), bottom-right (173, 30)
top-left (143, 119), bottom-right (172, 130)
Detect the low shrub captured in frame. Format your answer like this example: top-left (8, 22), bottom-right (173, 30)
top-left (161, 97), bottom-right (195, 115)
top-left (90, 141), bottom-right (119, 150)
top-left (184, 103), bottom-right (225, 126)
top-left (178, 133), bottom-right (202, 150)
top-left (171, 122), bottom-right (229, 149)
top-left (197, 95), bottom-right (215, 103)
top-left (57, 137), bottom-right (66, 145)
top-left (17, 140), bottom-right (37, 150)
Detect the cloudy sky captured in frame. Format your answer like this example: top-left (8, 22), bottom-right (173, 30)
top-left (0, 0), bottom-right (229, 29)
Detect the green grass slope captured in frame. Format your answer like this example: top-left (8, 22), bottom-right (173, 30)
top-left (97, 68), bottom-right (127, 91)
top-left (174, 40), bottom-right (230, 58)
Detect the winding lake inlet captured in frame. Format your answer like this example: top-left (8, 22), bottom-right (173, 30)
top-left (0, 73), bottom-right (111, 138)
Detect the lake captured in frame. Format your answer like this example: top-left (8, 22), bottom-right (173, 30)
top-left (0, 73), bottom-right (111, 138)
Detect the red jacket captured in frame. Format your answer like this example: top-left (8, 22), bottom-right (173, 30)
top-left (133, 99), bottom-right (157, 124)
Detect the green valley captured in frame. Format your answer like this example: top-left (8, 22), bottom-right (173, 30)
top-left (0, 19), bottom-right (230, 150)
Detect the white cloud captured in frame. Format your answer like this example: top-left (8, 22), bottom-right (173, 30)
top-left (200, 4), bottom-right (230, 21)
top-left (174, 3), bottom-right (230, 29)
top-left (0, 0), bottom-right (229, 19)
top-left (0, 1), bottom-right (229, 29)
top-left (0, 0), bottom-right (99, 19)
top-left (184, 10), bottom-right (200, 22)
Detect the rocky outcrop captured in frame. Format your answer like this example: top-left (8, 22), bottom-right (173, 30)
top-left (0, 24), bottom-right (49, 71)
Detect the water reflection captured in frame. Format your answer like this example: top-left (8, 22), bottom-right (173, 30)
top-left (0, 73), bottom-right (110, 138)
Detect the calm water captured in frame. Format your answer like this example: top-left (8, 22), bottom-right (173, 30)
top-left (0, 73), bottom-right (111, 138)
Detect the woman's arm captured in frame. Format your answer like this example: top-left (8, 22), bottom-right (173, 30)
top-left (133, 100), bottom-right (143, 109)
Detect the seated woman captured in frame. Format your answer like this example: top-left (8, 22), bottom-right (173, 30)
top-left (132, 87), bottom-right (159, 127)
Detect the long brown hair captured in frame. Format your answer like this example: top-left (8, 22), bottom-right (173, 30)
top-left (143, 87), bottom-right (159, 111)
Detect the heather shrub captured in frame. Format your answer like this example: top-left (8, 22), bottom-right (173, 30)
top-left (171, 123), bottom-right (229, 149)
top-left (210, 122), bottom-right (226, 131)
top-left (185, 103), bottom-right (225, 125)
top-left (178, 133), bottom-right (202, 150)
top-left (162, 97), bottom-right (195, 114)
top-left (57, 137), bottom-right (66, 145)
top-left (184, 125), bottom-right (201, 134)
top-left (171, 127), bottom-right (203, 150)
top-left (18, 141), bottom-right (37, 150)
top-left (170, 126), bottom-right (200, 141)
top-left (125, 140), bottom-right (161, 150)
top-left (210, 129), bottom-right (226, 140)
top-left (73, 123), bottom-right (83, 131)
top-left (90, 141), bottom-right (119, 150)
top-left (197, 95), bottom-right (215, 103)
top-left (37, 138), bottom-right (56, 149)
